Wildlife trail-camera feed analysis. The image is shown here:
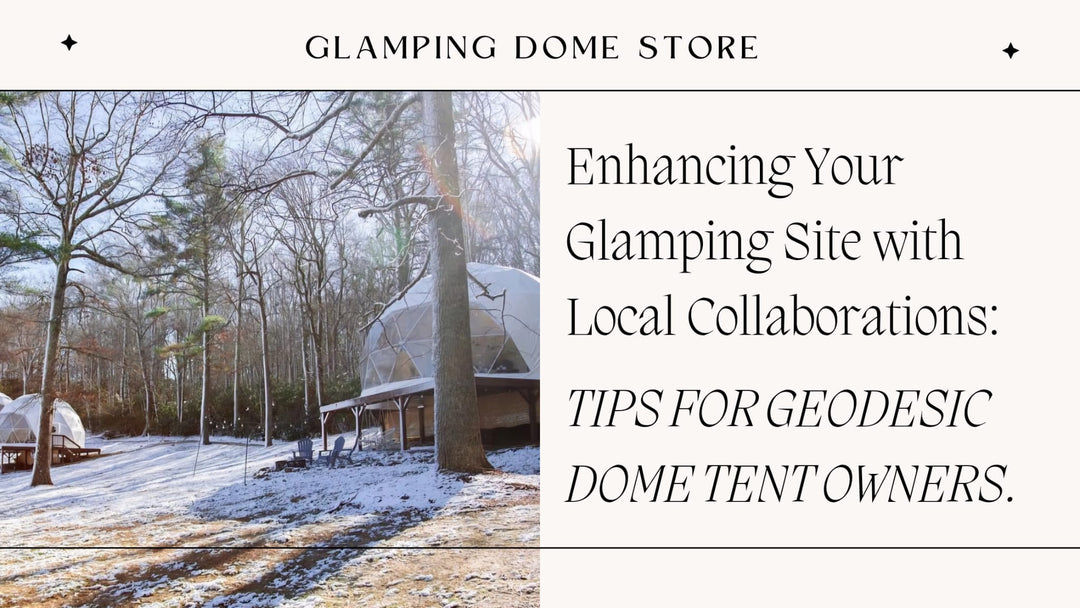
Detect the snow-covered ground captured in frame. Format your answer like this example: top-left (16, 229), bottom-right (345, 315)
top-left (0, 435), bottom-right (539, 607)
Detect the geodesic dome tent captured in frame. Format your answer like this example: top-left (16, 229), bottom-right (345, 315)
top-left (362, 263), bottom-right (540, 388)
top-left (0, 392), bottom-right (11, 411)
top-left (0, 394), bottom-right (86, 446)
top-left (336, 263), bottom-right (540, 442)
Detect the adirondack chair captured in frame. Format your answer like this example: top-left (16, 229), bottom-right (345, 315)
top-left (292, 438), bottom-right (313, 463)
top-left (314, 436), bottom-right (346, 468)
top-left (336, 435), bottom-right (360, 466)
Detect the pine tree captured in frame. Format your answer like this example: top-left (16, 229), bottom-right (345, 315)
top-left (145, 135), bottom-right (233, 445)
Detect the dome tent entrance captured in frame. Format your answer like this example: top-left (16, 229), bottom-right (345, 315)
top-left (0, 394), bottom-right (86, 447)
top-left (320, 263), bottom-right (540, 451)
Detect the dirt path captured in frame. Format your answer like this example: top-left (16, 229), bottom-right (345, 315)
top-left (0, 476), bottom-right (538, 608)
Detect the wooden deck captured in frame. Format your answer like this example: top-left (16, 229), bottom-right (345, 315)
top-left (1, 435), bottom-right (102, 474)
top-left (0, 443), bottom-right (35, 473)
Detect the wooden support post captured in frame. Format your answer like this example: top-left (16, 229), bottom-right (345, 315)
top-left (528, 389), bottom-right (539, 444)
top-left (395, 396), bottom-right (411, 452)
top-left (352, 405), bottom-right (363, 451)
top-left (320, 411), bottom-right (330, 451)
top-left (417, 404), bottom-right (426, 444)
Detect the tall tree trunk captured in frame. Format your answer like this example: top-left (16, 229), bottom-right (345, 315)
top-left (300, 323), bottom-right (311, 423)
top-left (233, 279), bottom-right (243, 433)
top-left (232, 219), bottom-right (247, 433)
top-left (424, 91), bottom-right (491, 473)
top-left (95, 361), bottom-right (102, 417)
top-left (395, 208), bottom-right (412, 291)
top-left (31, 253), bottom-right (71, 487)
top-left (200, 299), bottom-right (211, 445)
top-left (254, 262), bottom-right (273, 447)
top-left (135, 328), bottom-right (154, 436)
top-left (119, 327), bottom-right (128, 406)
top-left (176, 355), bottom-right (184, 425)
top-left (310, 332), bottom-right (323, 409)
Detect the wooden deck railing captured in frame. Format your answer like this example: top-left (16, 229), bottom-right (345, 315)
top-left (1, 435), bottom-right (101, 473)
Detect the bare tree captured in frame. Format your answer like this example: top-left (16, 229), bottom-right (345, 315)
top-left (0, 91), bottom-right (536, 473)
top-left (248, 223), bottom-right (276, 446)
top-left (89, 273), bottom-right (163, 435)
top-left (458, 92), bottom-right (540, 273)
top-left (0, 297), bottom-right (46, 394)
top-left (328, 91), bottom-right (493, 471)
top-left (271, 174), bottom-right (337, 413)
top-left (0, 92), bottom-right (187, 485)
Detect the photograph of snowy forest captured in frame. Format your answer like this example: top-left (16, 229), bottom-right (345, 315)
top-left (0, 91), bottom-right (540, 607)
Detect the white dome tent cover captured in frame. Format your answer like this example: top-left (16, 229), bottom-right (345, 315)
top-left (353, 263), bottom-right (540, 438)
top-left (0, 392), bottom-right (11, 412)
top-left (0, 394), bottom-right (86, 446)
top-left (362, 263), bottom-right (540, 389)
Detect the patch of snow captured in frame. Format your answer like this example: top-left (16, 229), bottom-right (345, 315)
top-left (489, 446), bottom-right (540, 475)
top-left (0, 434), bottom-right (539, 606)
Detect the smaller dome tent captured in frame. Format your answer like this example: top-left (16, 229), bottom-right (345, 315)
top-left (0, 393), bottom-right (11, 411)
top-left (0, 394), bottom-right (86, 446)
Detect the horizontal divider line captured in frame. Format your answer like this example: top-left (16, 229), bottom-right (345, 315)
top-left (44, 88), bottom-right (1080, 94)
top-left (1, 546), bottom-right (1079, 551)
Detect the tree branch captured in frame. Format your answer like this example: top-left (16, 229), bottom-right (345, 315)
top-left (356, 195), bottom-right (436, 218)
top-left (329, 93), bottom-right (420, 190)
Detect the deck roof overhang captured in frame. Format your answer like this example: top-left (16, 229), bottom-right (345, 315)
top-left (319, 374), bottom-right (540, 415)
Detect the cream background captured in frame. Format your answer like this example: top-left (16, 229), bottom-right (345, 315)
top-left (0, 1), bottom-right (1072, 89)
top-left (540, 92), bottom-right (1080, 600)
top-left (4, 0), bottom-right (1080, 603)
